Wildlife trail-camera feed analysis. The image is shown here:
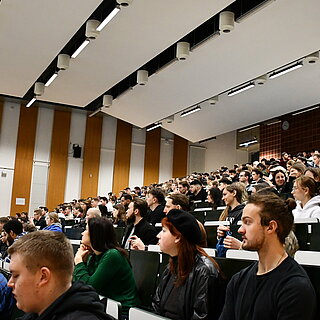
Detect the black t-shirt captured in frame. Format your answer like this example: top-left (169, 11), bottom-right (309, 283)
top-left (219, 256), bottom-right (316, 320)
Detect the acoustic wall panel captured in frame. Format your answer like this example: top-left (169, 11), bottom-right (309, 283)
top-left (143, 127), bottom-right (161, 186)
top-left (46, 110), bottom-right (71, 210)
top-left (112, 120), bottom-right (132, 194)
top-left (10, 105), bottom-right (38, 215)
top-left (81, 116), bottom-right (102, 198)
top-left (172, 134), bottom-right (188, 178)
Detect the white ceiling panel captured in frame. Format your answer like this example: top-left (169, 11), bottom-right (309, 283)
top-left (0, 0), bottom-right (102, 97)
top-left (104, 0), bottom-right (320, 133)
top-left (163, 62), bottom-right (320, 142)
top-left (39, 0), bottom-right (233, 106)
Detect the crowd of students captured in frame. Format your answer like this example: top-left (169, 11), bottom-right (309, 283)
top-left (0, 150), bottom-right (320, 319)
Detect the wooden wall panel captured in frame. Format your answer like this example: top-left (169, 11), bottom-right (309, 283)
top-left (81, 116), bottom-right (102, 198)
top-left (172, 135), bottom-right (188, 178)
top-left (143, 127), bottom-right (161, 186)
top-left (10, 105), bottom-right (38, 215)
top-left (46, 110), bottom-right (71, 210)
top-left (0, 101), bottom-right (3, 133)
top-left (112, 120), bottom-right (132, 194)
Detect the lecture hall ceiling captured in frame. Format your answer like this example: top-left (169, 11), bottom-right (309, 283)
top-left (1, 0), bottom-right (320, 142)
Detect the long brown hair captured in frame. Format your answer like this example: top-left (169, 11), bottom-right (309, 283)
top-left (162, 217), bottom-right (219, 286)
top-left (219, 183), bottom-right (243, 221)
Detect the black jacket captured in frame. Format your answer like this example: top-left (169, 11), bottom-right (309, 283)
top-left (19, 281), bottom-right (112, 320)
top-left (121, 218), bottom-right (158, 247)
top-left (226, 203), bottom-right (245, 225)
top-left (34, 216), bottom-right (46, 230)
top-left (145, 204), bottom-right (165, 226)
top-left (153, 254), bottom-right (225, 320)
top-left (189, 188), bottom-right (208, 202)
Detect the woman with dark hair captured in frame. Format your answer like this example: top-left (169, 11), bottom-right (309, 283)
top-left (112, 204), bottom-right (127, 227)
top-left (153, 209), bottom-right (224, 320)
top-left (207, 187), bottom-right (223, 210)
top-left (292, 176), bottom-right (320, 219)
top-left (73, 217), bottom-right (139, 315)
top-left (271, 169), bottom-right (292, 199)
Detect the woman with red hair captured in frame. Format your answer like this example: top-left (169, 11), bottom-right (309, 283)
top-left (153, 209), bottom-right (224, 320)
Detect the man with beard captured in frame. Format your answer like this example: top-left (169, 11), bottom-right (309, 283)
top-left (121, 198), bottom-right (158, 249)
top-left (219, 193), bottom-right (316, 320)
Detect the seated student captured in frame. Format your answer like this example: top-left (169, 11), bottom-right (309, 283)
top-left (0, 273), bottom-right (14, 319)
top-left (130, 193), bottom-right (208, 249)
top-left (292, 175), bottom-right (320, 219)
top-left (271, 169), bottom-right (292, 198)
top-left (43, 212), bottom-right (63, 232)
top-left (121, 198), bottom-right (158, 249)
top-left (145, 188), bottom-right (166, 226)
top-left (73, 217), bottom-right (139, 316)
top-left (153, 209), bottom-right (224, 320)
top-left (8, 231), bottom-right (111, 320)
top-left (219, 193), bottom-right (316, 320)
top-left (189, 179), bottom-right (208, 202)
top-left (305, 167), bottom-right (320, 182)
top-left (207, 187), bottom-right (223, 210)
top-left (32, 209), bottom-right (46, 230)
top-left (112, 204), bottom-right (127, 227)
top-left (217, 183), bottom-right (245, 252)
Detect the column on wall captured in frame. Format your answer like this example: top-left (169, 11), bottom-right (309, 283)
top-left (98, 115), bottom-right (117, 196)
top-left (81, 116), bottom-right (103, 198)
top-left (46, 110), bottom-right (71, 210)
top-left (143, 127), bottom-right (161, 186)
top-left (172, 134), bottom-right (188, 178)
top-left (112, 120), bottom-right (132, 194)
top-left (10, 105), bottom-right (38, 215)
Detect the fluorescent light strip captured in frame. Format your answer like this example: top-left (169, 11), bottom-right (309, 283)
top-left (228, 82), bottom-right (255, 97)
top-left (71, 39), bottom-right (90, 58)
top-left (239, 139), bottom-right (258, 147)
top-left (269, 62), bottom-right (302, 79)
top-left (26, 97), bottom-right (36, 108)
top-left (267, 120), bottom-right (281, 126)
top-left (238, 125), bottom-right (260, 133)
top-left (96, 7), bottom-right (120, 31)
top-left (292, 106), bottom-right (320, 116)
top-left (146, 123), bottom-right (162, 132)
top-left (45, 73), bottom-right (58, 87)
top-left (180, 106), bottom-right (201, 118)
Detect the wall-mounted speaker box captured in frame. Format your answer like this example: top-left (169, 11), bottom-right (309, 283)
top-left (73, 145), bottom-right (82, 158)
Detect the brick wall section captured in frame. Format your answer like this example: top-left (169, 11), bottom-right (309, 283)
top-left (260, 122), bottom-right (281, 160)
top-left (260, 107), bottom-right (320, 159)
top-left (281, 109), bottom-right (320, 155)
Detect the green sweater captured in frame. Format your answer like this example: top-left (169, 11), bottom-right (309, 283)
top-left (73, 249), bottom-right (139, 313)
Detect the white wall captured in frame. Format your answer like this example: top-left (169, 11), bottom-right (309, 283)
top-left (204, 130), bottom-right (248, 172)
top-left (129, 127), bottom-right (146, 188)
top-left (29, 107), bottom-right (54, 212)
top-left (64, 110), bottom-right (87, 202)
top-left (189, 145), bottom-right (206, 173)
top-left (98, 115), bottom-right (117, 196)
top-left (0, 102), bottom-right (20, 216)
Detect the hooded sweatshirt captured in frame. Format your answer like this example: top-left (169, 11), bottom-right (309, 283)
top-left (293, 195), bottom-right (320, 219)
top-left (43, 223), bottom-right (63, 232)
top-left (19, 281), bottom-right (112, 320)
